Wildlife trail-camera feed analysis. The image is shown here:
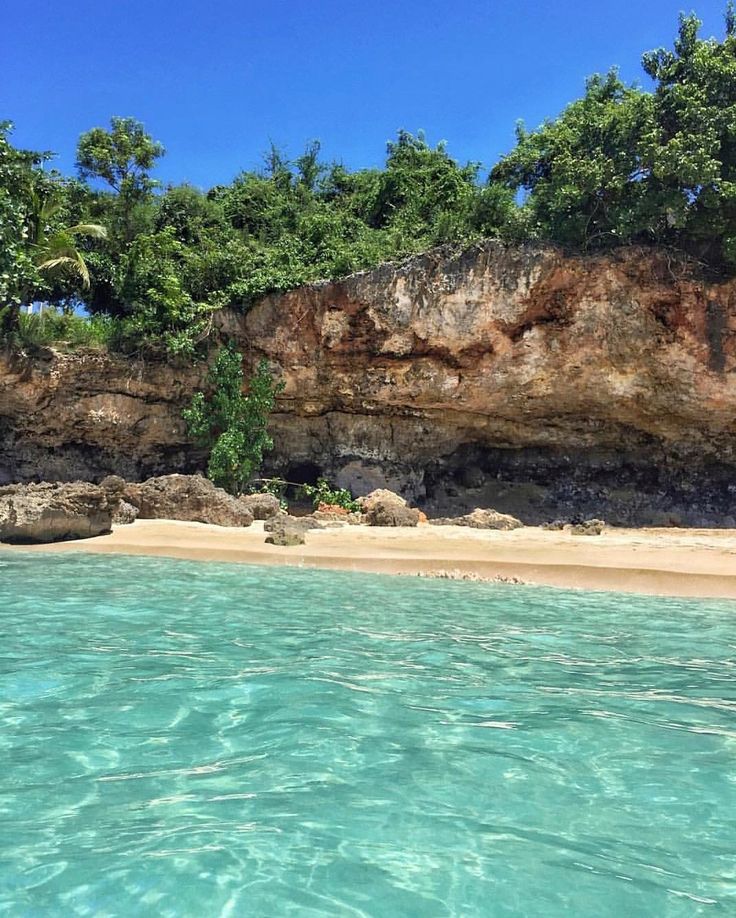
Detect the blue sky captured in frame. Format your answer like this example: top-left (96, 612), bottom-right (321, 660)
top-left (3, 1), bottom-right (730, 187)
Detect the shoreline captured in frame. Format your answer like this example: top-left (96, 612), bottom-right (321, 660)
top-left (6, 519), bottom-right (736, 599)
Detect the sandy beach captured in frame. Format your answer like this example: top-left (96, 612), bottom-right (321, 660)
top-left (8, 519), bottom-right (736, 599)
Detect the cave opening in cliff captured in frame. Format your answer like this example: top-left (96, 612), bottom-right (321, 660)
top-left (282, 461), bottom-right (323, 508)
top-left (286, 461), bottom-right (322, 487)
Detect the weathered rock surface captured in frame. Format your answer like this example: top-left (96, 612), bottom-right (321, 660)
top-left (430, 508), bottom-right (524, 530)
top-left (2, 242), bottom-right (736, 525)
top-left (264, 515), bottom-right (321, 533)
top-left (359, 489), bottom-right (420, 527)
top-left (0, 479), bottom-right (121, 543)
top-left (569, 519), bottom-right (606, 536)
top-left (312, 506), bottom-right (364, 524)
top-left (238, 492), bottom-right (282, 520)
top-left (123, 475), bottom-right (253, 527)
top-left (113, 500), bottom-right (139, 525)
top-left (265, 524), bottom-right (307, 546)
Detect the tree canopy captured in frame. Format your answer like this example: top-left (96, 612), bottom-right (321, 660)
top-left (2, 8), bottom-right (735, 356)
top-left (492, 7), bottom-right (736, 265)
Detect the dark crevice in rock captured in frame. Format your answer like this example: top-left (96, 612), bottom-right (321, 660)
top-left (706, 299), bottom-right (727, 373)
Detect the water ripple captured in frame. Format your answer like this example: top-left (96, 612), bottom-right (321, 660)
top-left (1, 551), bottom-right (735, 916)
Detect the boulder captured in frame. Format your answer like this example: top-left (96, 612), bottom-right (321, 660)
top-left (123, 474), bottom-right (253, 527)
top-left (239, 492), bottom-right (282, 520)
top-left (264, 515), bottom-right (320, 533)
top-left (312, 505), bottom-right (364, 525)
top-left (99, 475), bottom-right (126, 500)
top-left (358, 489), bottom-right (420, 527)
top-left (541, 519), bottom-right (567, 531)
top-left (113, 500), bottom-right (139, 525)
top-left (265, 525), bottom-right (307, 547)
top-left (570, 518), bottom-right (606, 536)
top-left (430, 508), bottom-right (523, 530)
top-left (0, 479), bottom-right (121, 543)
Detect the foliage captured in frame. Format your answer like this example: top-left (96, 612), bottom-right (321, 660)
top-left (0, 122), bottom-right (45, 337)
top-left (31, 189), bottom-right (107, 288)
top-left (115, 229), bottom-right (219, 357)
top-left (4, 8), bottom-right (736, 354)
top-left (492, 70), bottom-right (655, 249)
top-left (76, 116), bottom-right (164, 197)
top-left (183, 343), bottom-right (283, 494)
top-left (0, 124), bottom-right (107, 342)
top-left (301, 478), bottom-right (361, 512)
top-left (493, 7), bottom-right (736, 267)
top-left (15, 309), bottom-right (118, 350)
top-left (249, 478), bottom-right (290, 511)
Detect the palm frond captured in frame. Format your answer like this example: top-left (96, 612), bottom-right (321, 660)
top-left (68, 223), bottom-right (107, 239)
top-left (37, 251), bottom-right (91, 288)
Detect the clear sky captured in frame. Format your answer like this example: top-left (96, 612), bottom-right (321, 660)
top-left (3, 1), bottom-right (730, 187)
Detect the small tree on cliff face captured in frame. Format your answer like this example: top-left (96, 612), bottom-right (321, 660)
top-left (183, 343), bottom-right (282, 494)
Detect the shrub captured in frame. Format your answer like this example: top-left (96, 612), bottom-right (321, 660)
top-left (301, 478), bottom-right (361, 512)
top-left (183, 342), bottom-right (283, 494)
top-left (15, 310), bottom-right (119, 350)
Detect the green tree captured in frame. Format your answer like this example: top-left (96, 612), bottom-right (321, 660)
top-left (117, 228), bottom-right (218, 357)
top-left (183, 343), bottom-right (283, 494)
top-left (371, 130), bottom-right (482, 246)
top-left (0, 123), bottom-right (45, 337)
top-left (492, 71), bottom-right (655, 249)
top-left (641, 9), bottom-right (736, 266)
top-left (1, 126), bottom-right (107, 339)
top-left (76, 116), bottom-right (164, 196)
top-left (491, 7), bottom-right (736, 266)
top-left (76, 117), bottom-right (164, 244)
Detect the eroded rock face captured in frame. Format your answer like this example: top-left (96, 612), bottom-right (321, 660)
top-left (264, 524), bottom-right (307, 546)
top-left (570, 519), bottom-right (606, 536)
top-left (430, 508), bottom-right (524, 530)
top-left (238, 492), bottom-right (282, 520)
top-left (113, 500), bottom-right (139, 525)
top-left (1, 242), bottom-right (736, 525)
top-left (0, 480), bottom-right (120, 543)
top-left (123, 475), bottom-right (253, 527)
top-left (359, 489), bottom-right (420, 527)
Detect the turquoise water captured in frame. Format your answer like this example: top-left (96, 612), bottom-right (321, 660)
top-left (1, 554), bottom-right (735, 916)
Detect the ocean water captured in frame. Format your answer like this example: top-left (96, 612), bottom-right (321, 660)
top-left (0, 553), bottom-right (735, 917)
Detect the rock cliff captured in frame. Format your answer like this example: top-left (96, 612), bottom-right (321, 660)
top-left (1, 242), bottom-right (735, 525)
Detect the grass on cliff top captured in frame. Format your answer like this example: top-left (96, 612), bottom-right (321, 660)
top-left (16, 311), bottom-right (120, 352)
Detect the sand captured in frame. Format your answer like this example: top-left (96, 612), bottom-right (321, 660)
top-left (8, 519), bottom-right (736, 599)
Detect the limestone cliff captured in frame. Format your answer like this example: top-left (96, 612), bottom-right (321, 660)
top-left (2, 242), bottom-right (735, 525)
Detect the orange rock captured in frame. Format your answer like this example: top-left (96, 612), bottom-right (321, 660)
top-left (318, 502), bottom-right (348, 516)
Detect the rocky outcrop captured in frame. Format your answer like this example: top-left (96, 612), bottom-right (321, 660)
top-left (238, 492), bottom-right (282, 520)
top-left (112, 500), bottom-right (139, 525)
top-left (265, 524), bottom-right (307, 546)
top-left (1, 242), bottom-right (736, 526)
top-left (430, 508), bottom-right (523, 530)
top-left (0, 479), bottom-right (122, 543)
top-left (359, 489), bottom-right (420, 527)
top-left (123, 475), bottom-right (253, 527)
top-left (542, 518), bottom-right (606, 535)
top-left (264, 515), bottom-right (320, 533)
top-left (570, 519), bottom-right (606, 536)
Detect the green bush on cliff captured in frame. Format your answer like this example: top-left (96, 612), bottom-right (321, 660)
top-left (183, 343), bottom-right (283, 494)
